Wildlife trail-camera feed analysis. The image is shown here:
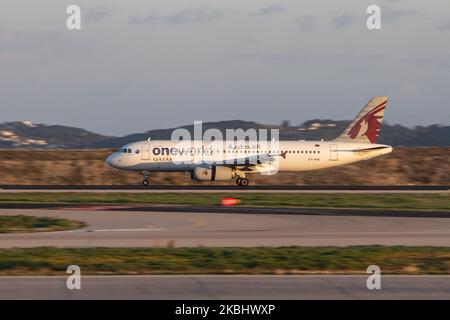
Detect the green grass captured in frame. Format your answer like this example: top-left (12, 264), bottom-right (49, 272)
top-left (0, 192), bottom-right (449, 211)
top-left (0, 216), bottom-right (85, 233)
top-left (0, 246), bottom-right (449, 275)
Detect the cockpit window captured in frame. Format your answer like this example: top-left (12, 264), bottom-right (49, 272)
top-left (118, 147), bottom-right (136, 154)
top-left (135, 149), bottom-right (140, 154)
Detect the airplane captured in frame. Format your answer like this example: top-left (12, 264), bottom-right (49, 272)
top-left (106, 96), bottom-right (393, 186)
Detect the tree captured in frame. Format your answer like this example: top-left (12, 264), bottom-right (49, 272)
top-left (281, 120), bottom-right (291, 128)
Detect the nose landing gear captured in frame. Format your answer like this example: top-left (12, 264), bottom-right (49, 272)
top-left (142, 171), bottom-right (150, 186)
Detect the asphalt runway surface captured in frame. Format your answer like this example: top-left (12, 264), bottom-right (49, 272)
top-left (1, 275), bottom-right (449, 299)
top-left (1, 207), bottom-right (450, 247)
top-left (0, 185), bottom-right (449, 193)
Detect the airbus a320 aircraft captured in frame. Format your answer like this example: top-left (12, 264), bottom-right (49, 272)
top-left (107, 97), bottom-right (392, 186)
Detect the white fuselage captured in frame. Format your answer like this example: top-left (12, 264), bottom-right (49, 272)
top-left (106, 140), bottom-right (393, 174)
top-left (106, 97), bottom-right (393, 185)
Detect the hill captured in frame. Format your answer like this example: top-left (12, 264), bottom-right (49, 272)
top-left (0, 120), bottom-right (449, 148)
top-left (88, 120), bottom-right (450, 148)
top-left (0, 121), bottom-right (111, 148)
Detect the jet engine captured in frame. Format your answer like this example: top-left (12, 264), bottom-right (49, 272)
top-left (192, 166), bottom-right (234, 181)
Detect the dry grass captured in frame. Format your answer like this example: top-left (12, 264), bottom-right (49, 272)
top-left (0, 147), bottom-right (448, 185)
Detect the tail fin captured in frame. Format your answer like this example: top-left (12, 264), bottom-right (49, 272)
top-left (334, 96), bottom-right (388, 144)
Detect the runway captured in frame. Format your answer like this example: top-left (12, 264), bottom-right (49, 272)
top-left (0, 185), bottom-right (448, 193)
top-left (1, 275), bottom-right (449, 299)
top-left (1, 207), bottom-right (450, 247)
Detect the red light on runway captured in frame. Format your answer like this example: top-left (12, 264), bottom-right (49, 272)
top-left (221, 197), bottom-right (240, 206)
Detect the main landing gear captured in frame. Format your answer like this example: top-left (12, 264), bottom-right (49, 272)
top-left (142, 171), bottom-right (150, 186)
top-left (236, 177), bottom-right (249, 186)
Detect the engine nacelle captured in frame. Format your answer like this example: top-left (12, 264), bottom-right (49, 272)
top-left (192, 166), bottom-right (234, 181)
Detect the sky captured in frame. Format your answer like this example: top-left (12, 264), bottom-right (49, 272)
top-left (1, 0), bottom-right (450, 136)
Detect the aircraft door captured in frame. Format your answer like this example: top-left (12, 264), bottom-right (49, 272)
top-left (142, 142), bottom-right (151, 160)
top-left (329, 144), bottom-right (338, 161)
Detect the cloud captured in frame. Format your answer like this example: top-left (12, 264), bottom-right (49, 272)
top-left (129, 7), bottom-right (227, 25)
top-left (84, 5), bottom-right (115, 23)
top-left (332, 14), bottom-right (358, 29)
top-left (129, 13), bottom-right (158, 25)
top-left (382, 7), bottom-right (419, 23)
top-left (437, 20), bottom-right (450, 31)
top-left (295, 16), bottom-right (316, 32)
top-left (248, 5), bottom-right (284, 17)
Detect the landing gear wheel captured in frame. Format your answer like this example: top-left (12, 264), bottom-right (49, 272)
top-left (236, 177), bottom-right (242, 186)
top-left (142, 179), bottom-right (149, 186)
top-left (240, 178), bottom-right (249, 186)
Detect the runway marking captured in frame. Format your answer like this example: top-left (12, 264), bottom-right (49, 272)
top-left (49, 227), bottom-right (165, 234)
top-left (87, 228), bottom-right (165, 232)
top-left (185, 216), bottom-right (208, 229)
top-left (52, 205), bottom-right (136, 211)
top-left (289, 231), bottom-right (450, 235)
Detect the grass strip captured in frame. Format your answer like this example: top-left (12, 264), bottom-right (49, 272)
top-left (0, 246), bottom-right (449, 275)
top-left (0, 215), bottom-right (85, 233)
top-left (0, 193), bottom-right (449, 211)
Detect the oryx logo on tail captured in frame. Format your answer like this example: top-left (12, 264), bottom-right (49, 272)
top-left (334, 96), bottom-right (388, 144)
top-left (348, 100), bottom-right (387, 143)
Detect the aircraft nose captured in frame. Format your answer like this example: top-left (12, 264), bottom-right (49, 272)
top-left (106, 154), bottom-right (120, 168)
top-left (106, 154), bottom-right (114, 167)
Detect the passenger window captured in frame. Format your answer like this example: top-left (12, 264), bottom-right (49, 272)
top-left (135, 150), bottom-right (140, 154)
top-left (128, 149), bottom-right (132, 153)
